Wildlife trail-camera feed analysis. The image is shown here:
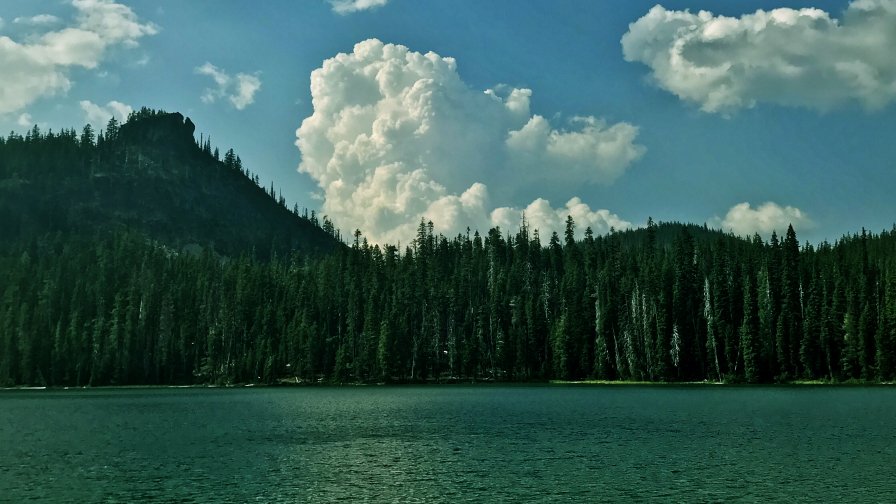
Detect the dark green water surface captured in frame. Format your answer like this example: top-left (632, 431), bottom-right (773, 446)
top-left (1, 386), bottom-right (894, 502)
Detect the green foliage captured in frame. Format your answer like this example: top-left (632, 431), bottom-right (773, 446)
top-left (0, 108), bottom-right (339, 259)
top-left (2, 220), bottom-right (895, 386)
top-left (3, 111), bottom-right (896, 386)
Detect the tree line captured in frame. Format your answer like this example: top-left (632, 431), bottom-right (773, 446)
top-left (2, 109), bottom-right (894, 385)
top-left (2, 215), bottom-right (895, 386)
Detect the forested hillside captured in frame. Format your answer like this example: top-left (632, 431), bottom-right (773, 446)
top-left (2, 213), bottom-right (895, 386)
top-left (0, 108), bottom-right (339, 258)
top-left (2, 110), bottom-right (895, 386)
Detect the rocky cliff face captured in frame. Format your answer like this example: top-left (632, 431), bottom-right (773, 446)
top-left (119, 112), bottom-right (196, 149)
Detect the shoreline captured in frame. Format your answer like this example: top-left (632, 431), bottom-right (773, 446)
top-left (2, 379), bottom-right (895, 391)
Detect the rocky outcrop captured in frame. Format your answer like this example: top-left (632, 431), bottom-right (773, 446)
top-left (118, 112), bottom-right (198, 153)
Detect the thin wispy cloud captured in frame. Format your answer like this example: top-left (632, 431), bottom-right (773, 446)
top-left (195, 62), bottom-right (261, 110)
top-left (622, 0), bottom-right (896, 113)
top-left (13, 14), bottom-right (61, 26)
top-left (329, 0), bottom-right (389, 15)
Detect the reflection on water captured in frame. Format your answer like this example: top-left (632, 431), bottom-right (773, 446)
top-left (1, 386), bottom-right (895, 502)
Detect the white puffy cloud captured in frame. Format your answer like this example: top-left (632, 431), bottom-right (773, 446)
top-left (79, 99), bottom-right (132, 130)
top-left (13, 15), bottom-right (61, 26)
top-left (16, 112), bottom-right (48, 130)
top-left (72, 0), bottom-right (157, 47)
top-left (507, 115), bottom-right (644, 185)
top-left (622, 1), bottom-right (896, 113)
top-left (195, 62), bottom-right (261, 110)
top-left (491, 197), bottom-right (631, 239)
top-left (17, 113), bottom-right (34, 128)
top-left (711, 201), bottom-right (813, 237)
top-left (329, 0), bottom-right (389, 15)
top-left (296, 39), bottom-right (643, 244)
top-left (0, 0), bottom-right (156, 116)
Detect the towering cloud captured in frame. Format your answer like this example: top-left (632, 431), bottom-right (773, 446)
top-left (296, 39), bottom-right (643, 244)
top-left (0, 0), bottom-right (157, 115)
top-left (622, 0), bottom-right (896, 113)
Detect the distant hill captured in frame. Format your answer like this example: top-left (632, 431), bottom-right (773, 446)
top-left (604, 220), bottom-right (750, 247)
top-left (0, 108), bottom-right (340, 258)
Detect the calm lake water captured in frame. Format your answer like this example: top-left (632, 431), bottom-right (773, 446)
top-left (1, 385), bottom-right (895, 503)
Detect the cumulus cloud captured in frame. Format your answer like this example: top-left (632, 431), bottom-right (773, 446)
top-left (195, 62), bottom-right (261, 110)
top-left (0, 0), bottom-right (156, 116)
top-left (711, 201), bottom-right (813, 237)
top-left (17, 113), bottom-right (34, 128)
top-left (507, 115), bottom-right (644, 186)
top-left (622, 1), bottom-right (896, 113)
top-left (491, 197), bottom-right (632, 239)
top-left (79, 99), bottom-right (132, 130)
top-left (329, 0), bottom-right (389, 15)
top-left (296, 39), bottom-right (643, 244)
top-left (73, 0), bottom-right (158, 47)
top-left (16, 112), bottom-right (48, 130)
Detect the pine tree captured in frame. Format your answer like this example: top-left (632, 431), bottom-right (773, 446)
top-left (740, 271), bottom-right (760, 383)
top-left (705, 277), bottom-right (722, 382)
top-left (80, 124), bottom-right (95, 149)
top-left (105, 117), bottom-right (120, 142)
top-left (841, 287), bottom-right (861, 379)
top-left (800, 269), bottom-right (822, 378)
top-left (672, 227), bottom-right (700, 379)
top-left (551, 308), bottom-right (569, 379)
top-left (593, 280), bottom-right (611, 379)
top-left (778, 224), bottom-right (802, 379)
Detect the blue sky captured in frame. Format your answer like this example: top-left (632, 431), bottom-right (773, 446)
top-left (2, 0), bottom-right (894, 244)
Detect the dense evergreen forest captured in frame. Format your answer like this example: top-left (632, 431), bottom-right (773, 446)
top-left (1, 111), bottom-right (895, 386)
top-left (0, 107), bottom-right (338, 258)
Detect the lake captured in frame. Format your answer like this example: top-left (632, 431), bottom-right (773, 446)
top-left (1, 385), bottom-right (894, 502)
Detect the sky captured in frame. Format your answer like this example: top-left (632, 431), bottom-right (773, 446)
top-left (2, 0), bottom-right (894, 245)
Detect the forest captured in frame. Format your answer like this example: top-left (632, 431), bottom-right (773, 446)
top-left (1, 110), bottom-right (895, 386)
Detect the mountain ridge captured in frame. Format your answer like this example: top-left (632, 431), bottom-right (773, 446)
top-left (0, 107), bottom-right (340, 258)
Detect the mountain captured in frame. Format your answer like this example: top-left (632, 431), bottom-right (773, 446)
top-left (0, 108), bottom-right (340, 258)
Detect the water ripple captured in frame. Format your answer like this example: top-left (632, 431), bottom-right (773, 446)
top-left (1, 386), bottom-right (895, 502)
